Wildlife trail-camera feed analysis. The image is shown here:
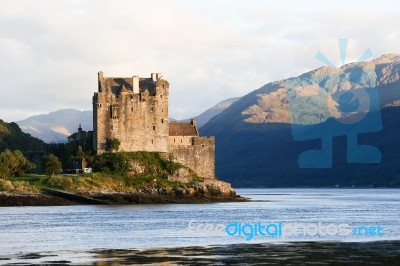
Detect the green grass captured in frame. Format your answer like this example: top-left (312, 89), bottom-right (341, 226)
top-left (126, 152), bottom-right (182, 174)
top-left (1, 151), bottom-right (201, 194)
top-left (120, 175), bottom-right (187, 190)
top-left (10, 175), bottom-right (46, 186)
top-left (0, 175), bottom-right (44, 193)
top-left (91, 151), bottom-right (193, 178)
top-left (1, 173), bottom-right (189, 194)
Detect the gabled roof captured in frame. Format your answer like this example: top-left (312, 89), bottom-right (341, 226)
top-left (119, 85), bottom-right (130, 94)
top-left (169, 122), bottom-right (198, 136)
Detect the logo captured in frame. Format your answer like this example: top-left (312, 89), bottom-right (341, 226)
top-left (187, 220), bottom-right (384, 241)
top-left (286, 39), bottom-right (382, 168)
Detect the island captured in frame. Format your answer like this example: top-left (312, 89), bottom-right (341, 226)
top-left (0, 72), bottom-right (244, 206)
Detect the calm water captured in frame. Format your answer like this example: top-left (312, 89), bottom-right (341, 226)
top-left (0, 189), bottom-right (399, 259)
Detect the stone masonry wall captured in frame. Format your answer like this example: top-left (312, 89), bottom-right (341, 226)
top-left (93, 71), bottom-right (216, 181)
top-left (169, 136), bottom-right (215, 179)
top-left (168, 135), bottom-right (193, 146)
top-left (93, 72), bottom-right (169, 154)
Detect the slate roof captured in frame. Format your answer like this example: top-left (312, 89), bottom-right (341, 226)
top-left (169, 122), bottom-right (198, 136)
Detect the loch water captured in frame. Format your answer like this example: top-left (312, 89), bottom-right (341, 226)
top-left (0, 188), bottom-right (399, 264)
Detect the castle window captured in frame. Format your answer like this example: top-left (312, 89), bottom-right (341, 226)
top-left (153, 126), bottom-right (155, 131)
top-left (161, 119), bottom-right (164, 124)
top-left (174, 139), bottom-right (175, 143)
top-left (162, 85), bottom-right (165, 89)
top-left (111, 105), bottom-right (119, 119)
top-left (111, 125), bottom-right (113, 130)
top-left (151, 139), bottom-right (154, 144)
top-left (131, 107), bottom-right (134, 112)
top-left (150, 106), bottom-right (154, 112)
top-left (160, 95), bottom-right (163, 99)
top-left (202, 144), bottom-right (205, 147)
top-left (180, 139), bottom-right (183, 143)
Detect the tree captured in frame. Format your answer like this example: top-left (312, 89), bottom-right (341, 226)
top-left (65, 141), bottom-right (78, 159)
top-left (91, 152), bottom-right (131, 176)
top-left (0, 152), bottom-right (11, 178)
top-left (105, 138), bottom-right (121, 152)
top-left (12, 150), bottom-right (36, 176)
top-left (43, 154), bottom-right (62, 176)
top-left (0, 149), bottom-right (36, 178)
top-left (76, 145), bottom-right (85, 157)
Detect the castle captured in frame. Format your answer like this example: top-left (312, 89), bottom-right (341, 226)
top-left (91, 72), bottom-right (215, 179)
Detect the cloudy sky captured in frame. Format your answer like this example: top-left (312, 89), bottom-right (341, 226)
top-left (1, 0), bottom-right (399, 122)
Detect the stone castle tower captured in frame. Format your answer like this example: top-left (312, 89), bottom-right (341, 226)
top-left (93, 71), bottom-right (169, 154)
top-left (93, 72), bottom-right (215, 179)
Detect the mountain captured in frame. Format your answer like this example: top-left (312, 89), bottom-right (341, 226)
top-left (0, 119), bottom-right (47, 172)
top-left (201, 54), bottom-right (400, 187)
top-left (17, 109), bottom-right (92, 143)
top-left (16, 97), bottom-right (238, 143)
top-left (191, 97), bottom-right (240, 127)
top-left (0, 119), bottom-right (44, 152)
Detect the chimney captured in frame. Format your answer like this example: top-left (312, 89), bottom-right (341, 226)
top-left (190, 118), bottom-right (197, 127)
top-left (132, 76), bottom-right (139, 94)
top-left (151, 73), bottom-right (157, 82)
top-left (98, 71), bottom-right (104, 91)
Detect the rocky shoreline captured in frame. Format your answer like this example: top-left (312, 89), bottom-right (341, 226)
top-left (0, 193), bottom-right (76, 206)
top-left (0, 180), bottom-right (247, 206)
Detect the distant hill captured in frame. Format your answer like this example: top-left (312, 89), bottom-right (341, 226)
top-left (201, 54), bottom-right (400, 187)
top-left (17, 109), bottom-right (92, 143)
top-left (16, 98), bottom-right (239, 143)
top-left (191, 97), bottom-right (240, 127)
top-left (0, 120), bottom-right (44, 152)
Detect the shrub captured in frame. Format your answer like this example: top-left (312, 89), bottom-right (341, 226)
top-left (0, 179), bottom-right (15, 192)
top-left (47, 175), bottom-right (74, 190)
top-left (126, 152), bottom-right (183, 175)
top-left (12, 181), bottom-right (40, 194)
top-left (0, 179), bottom-right (39, 193)
top-left (43, 154), bottom-right (62, 176)
top-left (91, 152), bottom-right (131, 176)
top-left (90, 151), bottom-right (189, 179)
top-left (0, 149), bottom-right (36, 178)
top-left (104, 138), bottom-right (121, 152)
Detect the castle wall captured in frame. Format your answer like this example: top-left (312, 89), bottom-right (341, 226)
top-left (168, 135), bottom-right (193, 146)
top-left (93, 73), bottom-right (169, 154)
top-left (169, 136), bottom-right (215, 179)
top-left (93, 71), bottom-right (216, 180)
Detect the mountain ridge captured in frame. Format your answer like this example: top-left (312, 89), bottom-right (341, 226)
top-left (201, 53), bottom-right (400, 187)
top-left (17, 109), bottom-right (93, 143)
top-left (0, 119), bottom-right (44, 152)
top-left (16, 98), bottom-right (240, 143)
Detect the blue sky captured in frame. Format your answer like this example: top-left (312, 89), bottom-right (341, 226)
top-left (0, 0), bottom-right (399, 121)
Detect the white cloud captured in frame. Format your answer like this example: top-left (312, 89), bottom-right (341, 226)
top-left (0, 0), bottom-right (399, 121)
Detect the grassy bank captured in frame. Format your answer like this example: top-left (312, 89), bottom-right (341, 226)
top-left (0, 176), bottom-right (41, 194)
top-left (0, 152), bottom-right (202, 194)
top-left (0, 173), bottom-right (192, 194)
